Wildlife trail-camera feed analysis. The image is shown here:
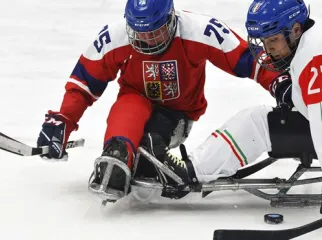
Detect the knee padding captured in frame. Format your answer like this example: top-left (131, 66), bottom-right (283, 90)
top-left (144, 105), bottom-right (193, 147)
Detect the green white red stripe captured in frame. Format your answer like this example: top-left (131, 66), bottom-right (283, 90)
top-left (212, 129), bottom-right (248, 167)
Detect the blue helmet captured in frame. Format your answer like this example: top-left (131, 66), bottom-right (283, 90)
top-left (125, 0), bottom-right (177, 55)
top-left (246, 0), bottom-right (308, 72)
top-left (246, 0), bottom-right (308, 38)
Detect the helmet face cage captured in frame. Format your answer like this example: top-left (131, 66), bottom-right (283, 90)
top-left (126, 9), bottom-right (177, 55)
top-left (246, 0), bottom-right (308, 72)
top-left (248, 29), bottom-right (301, 73)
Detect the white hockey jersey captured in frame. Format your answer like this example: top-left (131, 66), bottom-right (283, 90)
top-left (187, 19), bottom-right (322, 183)
top-left (290, 18), bottom-right (322, 166)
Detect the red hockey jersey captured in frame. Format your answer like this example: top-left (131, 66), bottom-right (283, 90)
top-left (60, 10), bottom-right (277, 123)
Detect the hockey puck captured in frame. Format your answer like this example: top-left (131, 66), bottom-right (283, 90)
top-left (264, 213), bottom-right (283, 224)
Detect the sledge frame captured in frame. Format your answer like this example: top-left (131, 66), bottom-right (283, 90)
top-left (130, 147), bottom-right (322, 208)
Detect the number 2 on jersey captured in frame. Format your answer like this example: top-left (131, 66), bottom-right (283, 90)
top-left (308, 66), bottom-right (322, 95)
top-left (94, 25), bottom-right (111, 53)
top-left (204, 18), bottom-right (230, 44)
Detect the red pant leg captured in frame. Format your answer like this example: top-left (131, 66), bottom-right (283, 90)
top-left (104, 93), bottom-right (152, 164)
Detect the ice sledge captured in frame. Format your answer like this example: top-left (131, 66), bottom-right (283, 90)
top-left (88, 110), bottom-right (322, 207)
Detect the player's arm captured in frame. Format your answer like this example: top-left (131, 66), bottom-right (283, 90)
top-left (299, 55), bottom-right (322, 167)
top-left (201, 17), bottom-right (279, 89)
top-left (37, 23), bottom-right (130, 160)
top-left (60, 24), bottom-right (130, 123)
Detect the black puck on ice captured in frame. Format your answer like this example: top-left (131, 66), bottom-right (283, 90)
top-left (264, 213), bottom-right (283, 224)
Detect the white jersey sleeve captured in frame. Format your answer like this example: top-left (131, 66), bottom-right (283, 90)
top-left (289, 18), bottom-right (322, 167)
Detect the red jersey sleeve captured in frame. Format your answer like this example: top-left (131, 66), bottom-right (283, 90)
top-left (58, 24), bottom-right (131, 123)
top-left (205, 28), bottom-right (279, 90)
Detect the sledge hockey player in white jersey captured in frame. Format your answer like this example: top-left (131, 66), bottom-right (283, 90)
top-left (160, 0), bottom-right (322, 188)
top-left (160, 0), bottom-right (322, 186)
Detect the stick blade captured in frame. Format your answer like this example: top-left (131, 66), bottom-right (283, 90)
top-left (214, 218), bottom-right (322, 240)
top-left (213, 229), bottom-right (286, 240)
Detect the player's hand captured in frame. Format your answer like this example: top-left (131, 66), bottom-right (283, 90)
top-left (37, 111), bottom-right (77, 161)
top-left (269, 72), bottom-right (293, 108)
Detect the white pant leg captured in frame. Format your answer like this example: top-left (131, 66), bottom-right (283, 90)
top-left (191, 105), bottom-right (273, 183)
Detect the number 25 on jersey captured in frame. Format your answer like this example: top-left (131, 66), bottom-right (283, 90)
top-left (94, 25), bottom-right (111, 53)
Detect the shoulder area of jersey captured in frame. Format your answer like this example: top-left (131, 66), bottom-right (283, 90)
top-left (307, 17), bottom-right (322, 36)
top-left (176, 9), bottom-right (218, 29)
top-left (101, 18), bottom-right (127, 33)
top-left (176, 9), bottom-right (215, 20)
top-left (297, 18), bottom-right (322, 53)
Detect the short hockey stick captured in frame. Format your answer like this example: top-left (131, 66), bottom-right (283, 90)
top-left (213, 217), bottom-right (322, 240)
top-left (0, 132), bottom-right (85, 156)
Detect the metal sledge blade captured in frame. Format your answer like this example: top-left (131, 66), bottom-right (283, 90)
top-left (88, 179), bottom-right (125, 202)
top-left (88, 156), bottom-right (131, 203)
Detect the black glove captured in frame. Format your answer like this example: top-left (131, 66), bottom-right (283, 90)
top-left (269, 72), bottom-right (293, 108)
top-left (37, 111), bottom-right (77, 161)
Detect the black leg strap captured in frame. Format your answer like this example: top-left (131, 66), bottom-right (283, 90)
top-left (180, 144), bottom-right (198, 184)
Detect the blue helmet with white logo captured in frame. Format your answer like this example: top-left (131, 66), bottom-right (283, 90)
top-left (246, 0), bottom-right (308, 72)
top-left (125, 0), bottom-right (177, 55)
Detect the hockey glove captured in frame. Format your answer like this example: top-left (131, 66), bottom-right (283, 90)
top-left (269, 72), bottom-right (293, 108)
top-left (37, 111), bottom-right (78, 161)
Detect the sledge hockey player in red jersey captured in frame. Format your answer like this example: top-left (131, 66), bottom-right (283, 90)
top-left (165, 0), bottom-right (322, 186)
top-left (36, 0), bottom-right (278, 201)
